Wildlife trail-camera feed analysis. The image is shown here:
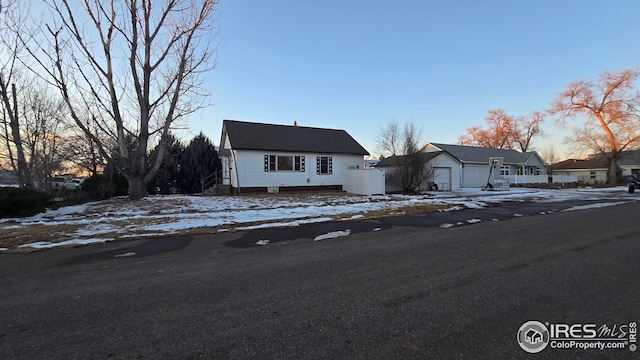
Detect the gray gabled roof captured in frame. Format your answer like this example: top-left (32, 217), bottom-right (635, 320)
top-left (428, 143), bottom-right (541, 165)
top-left (618, 150), bottom-right (640, 165)
top-left (548, 157), bottom-right (609, 170)
top-left (375, 151), bottom-right (442, 167)
top-left (222, 120), bottom-right (369, 155)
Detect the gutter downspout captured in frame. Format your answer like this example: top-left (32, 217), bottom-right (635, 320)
top-left (232, 150), bottom-right (241, 194)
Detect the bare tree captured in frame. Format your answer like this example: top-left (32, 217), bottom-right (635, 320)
top-left (62, 116), bottom-right (109, 177)
top-left (548, 69), bottom-right (640, 184)
top-left (512, 111), bottom-right (545, 152)
top-left (459, 109), bottom-right (544, 152)
top-left (25, 0), bottom-right (218, 199)
top-left (376, 119), bottom-right (433, 192)
top-left (459, 109), bottom-right (515, 149)
top-left (0, 0), bottom-right (34, 187)
top-left (539, 144), bottom-right (558, 165)
top-left (19, 81), bottom-right (72, 187)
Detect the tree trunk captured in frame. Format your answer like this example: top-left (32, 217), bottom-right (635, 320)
top-left (608, 158), bottom-right (618, 185)
top-left (127, 176), bottom-right (147, 200)
top-left (2, 82), bottom-right (30, 188)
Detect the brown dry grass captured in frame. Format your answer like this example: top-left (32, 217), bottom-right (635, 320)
top-left (0, 194), bottom-right (456, 253)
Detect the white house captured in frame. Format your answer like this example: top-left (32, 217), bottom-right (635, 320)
top-left (548, 158), bottom-right (608, 184)
top-left (616, 150), bottom-right (640, 178)
top-left (375, 151), bottom-right (462, 192)
top-left (424, 143), bottom-right (548, 188)
top-left (219, 120), bottom-right (371, 193)
top-left (549, 150), bottom-right (640, 184)
top-left (0, 169), bottom-right (20, 188)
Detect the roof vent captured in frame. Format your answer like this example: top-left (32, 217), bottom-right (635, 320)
top-left (294, 121), bottom-right (298, 127)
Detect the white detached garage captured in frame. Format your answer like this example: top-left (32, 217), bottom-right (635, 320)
top-left (375, 151), bottom-right (462, 192)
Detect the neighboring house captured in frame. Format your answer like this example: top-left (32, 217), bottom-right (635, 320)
top-left (617, 150), bottom-right (640, 177)
top-left (0, 169), bottom-right (20, 188)
top-left (375, 151), bottom-right (462, 192)
top-left (424, 143), bottom-right (547, 188)
top-left (549, 150), bottom-right (640, 184)
top-left (219, 120), bottom-right (370, 193)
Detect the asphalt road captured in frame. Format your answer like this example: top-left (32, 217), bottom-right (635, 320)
top-left (1, 201), bottom-right (639, 359)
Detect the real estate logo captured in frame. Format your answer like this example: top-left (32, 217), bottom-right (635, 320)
top-left (517, 321), bottom-right (550, 353)
top-left (518, 320), bottom-right (637, 353)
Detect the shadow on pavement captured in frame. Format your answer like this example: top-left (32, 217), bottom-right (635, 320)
top-left (62, 236), bottom-right (193, 265)
top-left (224, 220), bottom-right (391, 248)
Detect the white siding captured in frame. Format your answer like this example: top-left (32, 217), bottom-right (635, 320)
top-left (234, 150), bottom-right (364, 188)
top-left (462, 164), bottom-right (490, 188)
top-left (620, 165), bottom-right (640, 177)
top-left (552, 169), bottom-right (607, 184)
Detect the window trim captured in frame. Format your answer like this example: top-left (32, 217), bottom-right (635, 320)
top-left (316, 156), bottom-right (333, 175)
top-left (264, 154), bottom-right (305, 172)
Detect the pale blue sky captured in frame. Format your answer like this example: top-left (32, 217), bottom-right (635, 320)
top-left (193, 0), bottom-right (640, 159)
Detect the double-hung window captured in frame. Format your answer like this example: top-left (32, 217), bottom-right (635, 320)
top-left (316, 156), bottom-right (332, 175)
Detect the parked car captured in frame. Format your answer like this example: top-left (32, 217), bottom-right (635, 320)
top-left (50, 176), bottom-right (80, 190)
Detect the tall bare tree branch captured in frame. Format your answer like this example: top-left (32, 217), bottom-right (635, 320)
top-left (549, 68), bottom-right (640, 184)
top-left (27, 0), bottom-right (219, 199)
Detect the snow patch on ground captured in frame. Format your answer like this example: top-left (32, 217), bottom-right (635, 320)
top-left (341, 214), bottom-right (365, 220)
top-left (18, 238), bottom-right (114, 249)
top-left (1, 186), bottom-right (636, 251)
top-left (440, 223), bottom-right (455, 228)
top-left (562, 201), bottom-right (629, 212)
top-left (466, 218), bottom-right (482, 224)
top-left (255, 239), bottom-right (270, 246)
top-left (314, 229), bottom-right (351, 241)
top-left (115, 252), bottom-right (136, 258)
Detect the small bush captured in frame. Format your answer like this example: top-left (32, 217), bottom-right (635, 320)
top-left (0, 188), bottom-right (51, 218)
top-left (81, 174), bottom-right (115, 200)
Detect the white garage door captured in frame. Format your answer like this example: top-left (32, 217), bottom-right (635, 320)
top-left (433, 167), bottom-right (451, 191)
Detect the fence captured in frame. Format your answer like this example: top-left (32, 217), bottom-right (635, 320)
top-left (342, 169), bottom-right (385, 196)
top-left (503, 174), bottom-right (578, 185)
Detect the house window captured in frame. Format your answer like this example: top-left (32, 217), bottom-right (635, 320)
top-left (316, 156), bottom-right (332, 175)
top-left (590, 171), bottom-right (596, 179)
top-left (294, 156), bottom-right (304, 171)
top-left (264, 155), bottom-right (305, 172)
top-left (500, 166), bottom-right (510, 176)
top-left (268, 155), bottom-right (276, 171)
top-left (278, 156), bottom-right (293, 171)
